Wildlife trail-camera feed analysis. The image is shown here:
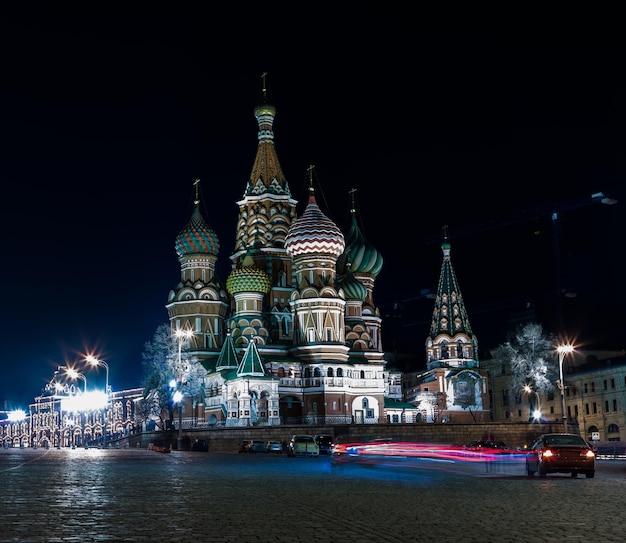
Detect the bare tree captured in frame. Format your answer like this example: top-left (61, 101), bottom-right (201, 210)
top-left (141, 323), bottom-right (205, 430)
top-left (499, 322), bottom-right (557, 417)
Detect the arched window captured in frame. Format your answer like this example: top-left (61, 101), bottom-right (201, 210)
top-left (327, 367), bottom-right (334, 377)
top-left (607, 423), bottom-right (619, 433)
top-left (337, 368), bottom-right (343, 377)
top-left (314, 367), bottom-right (322, 377)
top-left (362, 398), bottom-right (369, 409)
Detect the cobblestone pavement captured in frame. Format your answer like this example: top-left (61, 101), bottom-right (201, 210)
top-left (1, 448), bottom-right (625, 542)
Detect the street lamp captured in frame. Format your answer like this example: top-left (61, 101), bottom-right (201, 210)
top-left (523, 385), bottom-right (541, 422)
top-left (557, 343), bottom-right (574, 433)
top-left (65, 368), bottom-right (87, 393)
top-left (86, 355), bottom-right (109, 394)
top-left (63, 368), bottom-right (87, 447)
top-left (86, 355), bottom-right (110, 446)
top-left (173, 328), bottom-right (193, 449)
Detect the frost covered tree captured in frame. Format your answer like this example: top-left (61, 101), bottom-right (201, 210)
top-left (141, 323), bottom-right (206, 430)
top-left (499, 322), bottom-right (557, 420)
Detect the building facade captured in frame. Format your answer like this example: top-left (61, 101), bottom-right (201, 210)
top-left (402, 228), bottom-right (491, 423)
top-left (482, 348), bottom-right (626, 442)
top-left (165, 80), bottom-right (395, 427)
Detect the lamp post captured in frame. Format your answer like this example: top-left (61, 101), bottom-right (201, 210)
top-left (64, 368), bottom-right (87, 447)
top-left (557, 344), bottom-right (574, 433)
top-left (523, 385), bottom-right (541, 422)
top-left (174, 328), bottom-right (193, 449)
top-left (65, 368), bottom-right (87, 393)
top-left (86, 355), bottom-right (110, 446)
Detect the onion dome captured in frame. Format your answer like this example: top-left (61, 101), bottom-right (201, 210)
top-left (344, 206), bottom-right (383, 277)
top-left (285, 189), bottom-right (345, 258)
top-left (226, 253), bottom-right (271, 295)
top-left (175, 201), bottom-right (220, 258)
top-left (339, 265), bottom-right (367, 302)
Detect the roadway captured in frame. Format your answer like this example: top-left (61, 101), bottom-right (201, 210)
top-left (1, 447), bottom-right (624, 542)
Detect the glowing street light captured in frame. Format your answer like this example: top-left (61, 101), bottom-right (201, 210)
top-left (86, 355), bottom-right (109, 394)
top-left (557, 343), bottom-right (574, 433)
top-left (523, 385), bottom-right (541, 422)
top-left (86, 355), bottom-right (111, 446)
top-left (174, 328), bottom-right (193, 448)
top-left (64, 367), bottom-right (87, 393)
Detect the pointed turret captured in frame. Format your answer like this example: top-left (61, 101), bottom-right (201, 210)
top-left (285, 166), bottom-right (348, 361)
top-left (426, 226), bottom-right (478, 369)
top-left (167, 179), bottom-right (229, 352)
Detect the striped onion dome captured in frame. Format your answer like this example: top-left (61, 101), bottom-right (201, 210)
top-left (226, 253), bottom-right (271, 294)
top-left (344, 212), bottom-right (383, 277)
top-left (175, 205), bottom-right (220, 257)
top-left (284, 193), bottom-right (345, 258)
top-left (339, 266), bottom-right (367, 302)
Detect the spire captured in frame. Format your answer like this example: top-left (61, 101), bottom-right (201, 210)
top-left (233, 73), bottom-right (297, 257)
top-left (244, 72), bottom-right (290, 198)
top-left (307, 164), bottom-right (315, 202)
top-left (193, 178), bottom-right (200, 207)
top-left (216, 333), bottom-right (239, 370)
top-left (430, 226), bottom-right (473, 338)
top-left (237, 340), bottom-right (266, 376)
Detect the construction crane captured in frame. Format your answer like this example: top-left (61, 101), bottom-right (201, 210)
top-left (426, 192), bottom-right (617, 246)
top-left (425, 191), bottom-right (618, 337)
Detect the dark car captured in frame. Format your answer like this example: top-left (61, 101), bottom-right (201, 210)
top-left (249, 440), bottom-right (267, 453)
top-left (287, 434), bottom-right (319, 457)
top-left (238, 440), bottom-right (253, 453)
top-left (314, 434), bottom-right (334, 455)
top-left (526, 433), bottom-right (595, 478)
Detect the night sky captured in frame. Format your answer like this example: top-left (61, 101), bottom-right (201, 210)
top-left (1, 7), bottom-right (625, 408)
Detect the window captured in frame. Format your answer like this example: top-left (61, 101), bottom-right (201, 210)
top-left (605, 400), bottom-right (609, 412)
top-left (584, 383), bottom-right (588, 393)
top-left (585, 403), bottom-right (589, 415)
top-left (611, 378), bottom-right (615, 389)
top-left (604, 380), bottom-right (607, 390)
top-left (593, 402), bottom-right (597, 414)
top-left (613, 399), bottom-right (617, 411)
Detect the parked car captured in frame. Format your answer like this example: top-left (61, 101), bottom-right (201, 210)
top-left (526, 433), bottom-right (595, 478)
top-left (249, 440), bottom-right (267, 453)
top-left (238, 439), bottom-right (253, 453)
top-left (287, 434), bottom-right (319, 457)
top-left (266, 440), bottom-right (283, 453)
top-left (314, 434), bottom-right (334, 455)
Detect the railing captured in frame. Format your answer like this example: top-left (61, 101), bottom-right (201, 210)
top-left (594, 442), bottom-right (626, 460)
top-left (279, 377), bottom-right (383, 389)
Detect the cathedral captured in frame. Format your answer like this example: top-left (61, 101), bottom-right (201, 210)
top-left (164, 79), bottom-right (489, 428)
top-left (165, 80), bottom-right (395, 427)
